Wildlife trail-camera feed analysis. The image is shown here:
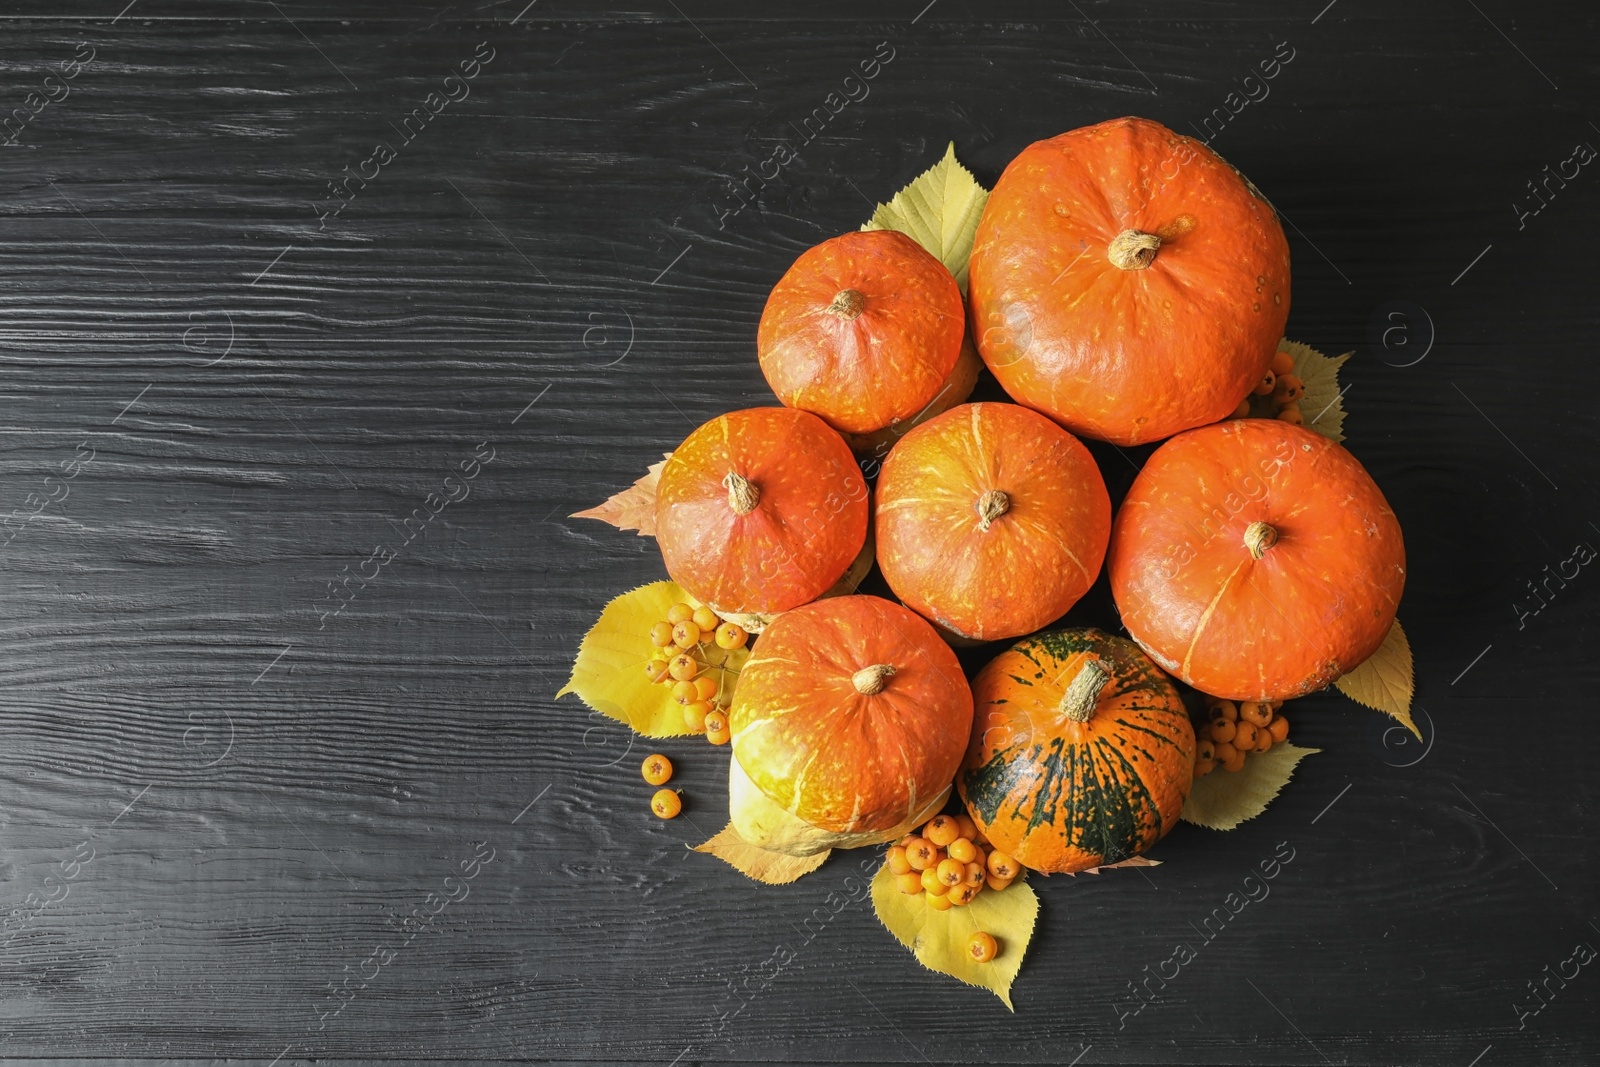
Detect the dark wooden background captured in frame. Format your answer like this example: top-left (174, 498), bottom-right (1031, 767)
top-left (1, 1), bottom-right (1595, 1064)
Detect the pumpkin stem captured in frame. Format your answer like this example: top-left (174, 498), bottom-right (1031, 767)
top-left (851, 663), bottom-right (896, 695)
top-left (975, 489), bottom-right (1010, 532)
top-left (1244, 520), bottom-right (1278, 559)
top-left (827, 288), bottom-right (867, 321)
top-left (1107, 229), bottom-right (1162, 271)
top-left (1060, 661), bottom-right (1109, 723)
top-left (723, 471), bottom-right (760, 515)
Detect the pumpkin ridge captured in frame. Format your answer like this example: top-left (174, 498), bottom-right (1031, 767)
top-left (1090, 735), bottom-right (1159, 863)
top-left (1111, 716), bottom-right (1184, 750)
top-left (1180, 556), bottom-right (1251, 680)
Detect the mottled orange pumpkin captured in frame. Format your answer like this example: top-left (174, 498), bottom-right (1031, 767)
top-left (968, 116), bottom-right (1291, 445)
top-left (959, 628), bottom-right (1194, 874)
top-left (655, 407), bottom-right (868, 616)
top-left (729, 595), bottom-right (974, 855)
top-left (875, 402), bottom-right (1111, 642)
top-left (1109, 419), bottom-right (1406, 701)
top-left (758, 230), bottom-right (965, 437)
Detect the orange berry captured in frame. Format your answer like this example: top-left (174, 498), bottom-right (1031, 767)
top-left (641, 754), bottom-right (673, 786)
top-left (667, 653), bottom-right (698, 682)
top-left (706, 726), bottom-right (731, 746)
top-left (926, 889), bottom-right (954, 910)
top-left (692, 676), bottom-right (719, 703)
top-left (691, 606), bottom-right (720, 633)
top-left (967, 931), bottom-right (999, 963)
top-left (985, 871), bottom-right (1014, 892)
top-left (671, 620), bottom-right (702, 649)
top-left (1222, 749), bottom-right (1248, 772)
top-left (1213, 741), bottom-right (1239, 765)
top-left (896, 871), bottom-right (924, 895)
top-left (1253, 727), bottom-right (1273, 753)
top-left (904, 838), bottom-right (937, 871)
top-left (899, 833), bottom-right (919, 847)
top-left (921, 868), bottom-right (950, 895)
top-left (946, 838), bottom-right (977, 864)
top-left (703, 709), bottom-right (728, 734)
top-left (650, 789), bottom-right (681, 819)
top-left (986, 850), bottom-right (1020, 880)
top-left (924, 815), bottom-right (960, 847)
top-left (948, 883), bottom-right (979, 906)
top-left (714, 622), bottom-right (748, 650)
top-left (1239, 701), bottom-right (1273, 727)
top-left (666, 603), bottom-right (694, 625)
top-left (643, 658), bottom-right (672, 684)
top-left (1193, 758), bottom-right (1217, 777)
top-left (1231, 398), bottom-right (1252, 419)
top-left (963, 861), bottom-right (985, 887)
top-left (955, 814), bottom-right (978, 840)
top-left (1196, 739), bottom-right (1216, 763)
top-left (1207, 718), bottom-right (1237, 744)
top-left (670, 680), bottom-right (698, 706)
top-left (1270, 349), bottom-right (1295, 377)
top-left (887, 846), bottom-right (911, 875)
top-left (1268, 715), bottom-right (1290, 742)
top-left (682, 700), bottom-right (711, 732)
top-left (1277, 406), bottom-right (1304, 426)
top-left (1233, 720), bottom-right (1259, 750)
top-left (1273, 374), bottom-right (1305, 405)
top-left (1252, 368), bottom-right (1277, 396)
top-left (649, 621), bottom-right (676, 647)
top-left (1211, 699), bottom-right (1238, 722)
top-left (935, 858), bottom-right (965, 887)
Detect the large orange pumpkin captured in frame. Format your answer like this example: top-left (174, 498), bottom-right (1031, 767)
top-left (958, 627), bottom-right (1194, 874)
top-left (1109, 419), bottom-right (1406, 701)
top-left (758, 230), bottom-right (966, 437)
top-left (655, 407), bottom-right (868, 616)
top-left (728, 595), bottom-right (974, 856)
top-left (968, 116), bottom-right (1291, 445)
top-left (875, 402), bottom-right (1111, 642)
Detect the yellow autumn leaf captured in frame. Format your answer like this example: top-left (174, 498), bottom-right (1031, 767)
top-left (556, 580), bottom-right (747, 738)
top-left (1181, 742), bottom-right (1320, 832)
top-left (694, 822), bottom-right (831, 885)
top-left (1257, 339), bottom-right (1350, 442)
top-left (870, 861), bottom-right (1038, 1010)
top-left (1335, 618), bottom-right (1416, 737)
top-left (862, 142), bottom-right (989, 295)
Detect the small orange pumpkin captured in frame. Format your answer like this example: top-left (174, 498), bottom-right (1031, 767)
top-left (655, 407), bottom-right (868, 616)
top-left (968, 116), bottom-right (1291, 445)
top-left (729, 595), bottom-right (974, 855)
top-left (758, 230), bottom-right (965, 437)
top-left (959, 627), bottom-right (1194, 874)
top-left (875, 402), bottom-right (1111, 642)
top-left (1108, 418), bottom-right (1405, 700)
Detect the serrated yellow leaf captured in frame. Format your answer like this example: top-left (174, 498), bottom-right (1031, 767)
top-left (1335, 619), bottom-right (1416, 737)
top-left (556, 580), bottom-right (747, 738)
top-left (694, 822), bottom-right (831, 885)
top-left (869, 861), bottom-right (1038, 1010)
top-left (1275, 339), bottom-right (1351, 442)
top-left (862, 142), bottom-right (989, 294)
top-left (1181, 742), bottom-right (1320, 832)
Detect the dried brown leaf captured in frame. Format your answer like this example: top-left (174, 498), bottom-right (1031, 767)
top-left (570, 452), bottom-right (671, 536)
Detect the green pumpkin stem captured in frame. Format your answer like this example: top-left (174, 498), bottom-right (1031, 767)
top-left (851, 663), bottom-right (896, 695)
top-left (1060, 661), bottom-right (1109, 723)
top-left (723, 471), bottom-right (760, 515)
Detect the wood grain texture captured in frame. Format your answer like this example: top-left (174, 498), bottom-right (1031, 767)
top-left (0, 1), bottom-right (1597, 1063)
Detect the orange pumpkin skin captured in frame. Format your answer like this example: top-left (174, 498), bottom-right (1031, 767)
top-left (875, 402), bottom-right (1111, 642)
top-left (968, 116), bottom-right (1291, 445)
top-left (758, 230), bottom-right (965, 436)
top-left (1108, 419), bottom-right (1406, 701)
top-left (656, 407), bottom-right (868, 615)
top-left (958, 628), bottom-right (1194, 874)
top-left (730, 595), bottom-right (974, 834)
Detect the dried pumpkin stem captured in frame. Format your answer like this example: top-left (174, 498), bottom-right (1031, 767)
top-left (723, 471), bottom-right (760, 515)
top-left (975, 489), bottom-right (1010, 532)
top-left (827, 288), bottom-right (867, 321)
top-left (1107, 229), bottom-right (1162, 271)
top-left (1244, 520), bottom-right (1278, 559)
top-left (1060, 661), bottom-right (1109, 723)
top-left (851, 663), bottom-right (896, 695)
